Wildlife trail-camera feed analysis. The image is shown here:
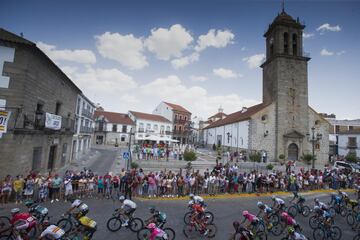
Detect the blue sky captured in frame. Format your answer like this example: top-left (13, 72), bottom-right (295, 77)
top-left (1, 0), bottom-right (359, 120)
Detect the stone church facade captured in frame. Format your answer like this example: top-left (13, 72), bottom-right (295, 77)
top-left (204, 10), bottom-right (330, 165)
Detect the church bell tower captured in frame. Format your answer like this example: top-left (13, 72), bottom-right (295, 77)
top-left (261, 9), bottom-right (311, 160)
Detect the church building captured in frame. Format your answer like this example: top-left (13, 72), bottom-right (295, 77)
top-left (203, 10), bottom-right (330, 165)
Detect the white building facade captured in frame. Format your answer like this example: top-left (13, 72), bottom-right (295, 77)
top-left (128, 111), bottom-right (173, 143)
top-left (93, 111), bottom-right (135, 146)
top-left (72, 94), bottom-right (95, 162)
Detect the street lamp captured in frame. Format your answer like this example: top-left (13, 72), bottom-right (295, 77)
top-left (127, 127), bottom-right (135, 170)
top-left (226, 132), bottom-right (232, 144)
top-left (306, 127), bottom-right (322, 169)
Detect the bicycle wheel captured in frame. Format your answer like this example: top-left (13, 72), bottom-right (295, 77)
top-left (163, 227), bottom-right (176, 240)
top-left (309, 216), bottom-right (320, 229)
top-left (288, 206), bottom-right (298, 218)
top-left (347, 212), bottom-right (355, 226)
top-left (301, 206), bottom-right (311, 217)
top-left (0, 216), bottom-right (10, 230)
top-left (184, 212), bottom-right (192, 225)
top-left (183, 224), bottom-right (197, 239)
top-left (106, 216), bottom-right (122, 232)
top-left (330, 226), bottom-right (342, 240)
top-left (57, 219), bottom-right (73, 233)
top-left (204, 211), bottom-right (214, 224)
top-left (137, 228), bottom-right (151, 240)
top-left (205, 224), bottom-right (217, 239)
top-left (313, 228), bottom-right (325, 240)
top-left (129, 217), bottom-right (144, 232)
top-left (271, 223), bottom-right (283, 236)
top-left (255, 230), bottom-right (267, 240)
top-left (340, 206), bottom-right (348, 217)
top-left (269, 214), bottom-right (279, 225)
top-left (329, 207), bottom-right (336, 217)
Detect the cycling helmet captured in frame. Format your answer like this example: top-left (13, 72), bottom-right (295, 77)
top-left (149, 206), bottom-right (156, 213)
top-left (24, 200), bottom-right (34, 207)
top-left (11, 208), bottom-right (20, 215)
top-left (257, 202), bottom-right (264, 208)
top-left (288, 227), bottom-right (295, 234)
top-left (242, 210), bottom-right (249, 216)
top-left (119, 196), bottom-right (125, 201)
top-left (314, 198), bottom-right (319, 203)
top-left (271, 195), bottom-right (276, 200)
top-left (189, 194), bottom-right (194, 198)
top-left (147, 223), bottom-right (156, 229)
top-left (281, 212), bottom-right (288, 218)
top-left (43, 219), bottom-right (51, 227)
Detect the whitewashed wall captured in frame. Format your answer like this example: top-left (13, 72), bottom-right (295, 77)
top-left (152, 102), bottom-right (173, 122)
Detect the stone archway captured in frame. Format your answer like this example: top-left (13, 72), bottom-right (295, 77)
top-left (288, 143), bottom-right (299, 161)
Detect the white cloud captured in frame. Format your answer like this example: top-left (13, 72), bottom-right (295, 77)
top-left (171, 52), bottom-right (199, 69)
top-left (96, 32), bottom-right (148, 70)
top-left (303, 32), bottom-right (315, 39)
top-left (37, 42), bottom-right (96, 64)
top-left (320, 48), bottom-right (334, 56)
top-left (120, 93), bottom-right (140, 104)
top-left (213, 68), bottom-right (240, 79)
top-left (316, 23), bottom-right (341, 34)
top-left (337, 50), bottom-right (346, 55)
top-left (195, 29), bottom-right (234, 52)
top-left (190, 75), bottom-right (207, 82)
top-left (242, 53), bottom-right (265, 69)
top-left (70, 67), bottom-right (137, 93)
top-left (141, 75), bottom-right (259, 119)
top-left (145, 24), bottom-right (193, 60)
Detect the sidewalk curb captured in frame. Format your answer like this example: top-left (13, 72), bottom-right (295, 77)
top-left (137, 189), bottom-right (356, 201)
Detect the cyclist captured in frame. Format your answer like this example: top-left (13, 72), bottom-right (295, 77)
top-left (314, 198), bottom-right (329, 211)
top-left (119, 196), bottom-right (137, 227)
top-left (257, 201), bottom-right (273, 229)
top-left (190, 202), bottom-right (209, 236)
top-left (147, 207), bottom-right (167, 228)
top-left (189, 194), bottom-right (205, 206)
top-left (38, 220), bottom-right (65, 240)
top-left (242, 211), bottom-right (259, 231)
top-left (10, 208), bottom-right (37, 237)
top-left (65, 199), bottom-right (89, 217)
top-left (286, 226), bottom-right (308, 240)
top-left (272, 196), bottom-right (286, 211)
top-left (147, 223), bottom-right (168, 240)
top-left (231, 221), bottom-right (253, 240)
top-left (280, 212), bottom-right (301, 232)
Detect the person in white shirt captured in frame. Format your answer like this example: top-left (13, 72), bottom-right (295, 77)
top-left (39, 223), bottom-right (65, 240)
top-left (189, 194), bottom-right (205, 206)
top-left (119, 196), bottom-right (137, 226)
top-left (271, 196), bottom-right (285, 210)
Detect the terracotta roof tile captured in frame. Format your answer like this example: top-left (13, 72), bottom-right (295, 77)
top-left (209, 112), bottom-right (228, 119)
top-left (163, 102), bottom-right (191, 113)
top-left (94, 111), bottom-right (135, 125)
top-left (204, 103), bottom-right (268, 129)
top-left (129, 111), bottom-right (171, 123)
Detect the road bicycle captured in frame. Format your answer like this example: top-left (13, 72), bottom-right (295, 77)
top-left (183, 205), bottom-right (214, 225)
top-left (183, 216), bottom-right (217, 239)
top-left (287, 203), bottom-right (311, 218)
top-left (106, 208), bottom-right (143, 232)
top-left (312, 222), bottom-right (341, 240)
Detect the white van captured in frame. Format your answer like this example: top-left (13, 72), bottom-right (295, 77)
top-left (333, 161), bottom-right (360, 173)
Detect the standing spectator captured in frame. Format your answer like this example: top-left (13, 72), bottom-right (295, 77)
top-left (1, 175), bottom-right (12, 204)
top-left (64, 176), bottom-right (73, 202)
top-left (38, 175), bottom-right (48, 202)
top-left (51, 174), bottom-right (62, 203)
top-left (24, 175), bottom-right (35, 200)
top-left (13, 175), bottom-right (24, 204)
top-left (97, 176), bottom-right (104, 198)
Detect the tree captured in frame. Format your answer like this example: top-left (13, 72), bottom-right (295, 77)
top-left (301, 153), bottom-right (315, 166)
top-left (130, 162), bottom-right (139, 169)
top-left (346, 152), bottom-right (357, 163)
top-left (184, 150), bottom-right (197, 162)
top-left (266, 163), bottom-right (274, 170)
top-left (278, 154), bottom-right (285, 163)
top-left (249, 152), bottom-right (261, 163)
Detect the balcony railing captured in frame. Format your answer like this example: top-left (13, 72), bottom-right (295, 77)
top-left (174, 119), bottom-right (189, 124)
top-left (33, 112), bottom-right (74, 132)
top-left (80, 126), bottom-right (94, 134)
top-left (138, 128), bottom-right (145, 133)
top-left (173, 129), bottom-right (191, 135)
top-left (347, 142), bottom-right (358, 149)
top-left (81, 109), bottom-right (93, 119)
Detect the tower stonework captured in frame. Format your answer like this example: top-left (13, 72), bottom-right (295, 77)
top-left (261, 11), bottom-right (311, 161)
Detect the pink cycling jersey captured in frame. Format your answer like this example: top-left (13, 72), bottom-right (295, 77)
top-left (285, 216), bottom-right (296, 226)
top-left (245, 213), bottom-right (258, 222)
top-left (150, 227), bottom-right (166, 240)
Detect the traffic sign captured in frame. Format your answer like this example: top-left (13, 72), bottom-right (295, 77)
top-left (123, 151), bottom-right (130, 160)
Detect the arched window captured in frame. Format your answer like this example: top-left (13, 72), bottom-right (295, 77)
top-left (284, 32), bottom-right (289, 54)
top-left (292, 34), bottom-right (298, 56)
top-left (154, 124), bottom-right (158, 131)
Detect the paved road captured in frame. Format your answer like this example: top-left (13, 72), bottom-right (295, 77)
top-left (0, 191), bottom-right (356, 240)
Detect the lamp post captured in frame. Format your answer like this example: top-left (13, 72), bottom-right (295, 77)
top-left (306, 127), bottom-right (322, 169)
top-left (127, 127), bottom-right (135, 170)
top-left (226, 132), bottom-right (232, 145)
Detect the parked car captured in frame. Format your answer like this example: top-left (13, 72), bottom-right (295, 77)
top-left (333, 161), bottom-right (360, 173)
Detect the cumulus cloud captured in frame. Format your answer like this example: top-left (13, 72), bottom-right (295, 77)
top-left (171, 52), bottom-right (199, 69)
top-left (145, 24), bottom-right (193, 60)
top-left (141, 75), bottom-right (258, 119)
top-left (303, 32), bottom-right (315, 39)
top-left (70, 67), bottom-right (137, 93)
top-left (213, 68), bottom-right (239, 79)
top-left (242, 53), bottom-right (265, 69)
top-left (96, 32), bottom-right (148, 70)
top-left (195, 29), bottom-right (234, 52)
top-left (316, 23), bottom-right (341, 34)
top-left (37, 42), bottom-right (96, 64)
top-left (320, 48), bottom-right (345, 56)
top-left (190, 75), bottom-right (207, 82)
